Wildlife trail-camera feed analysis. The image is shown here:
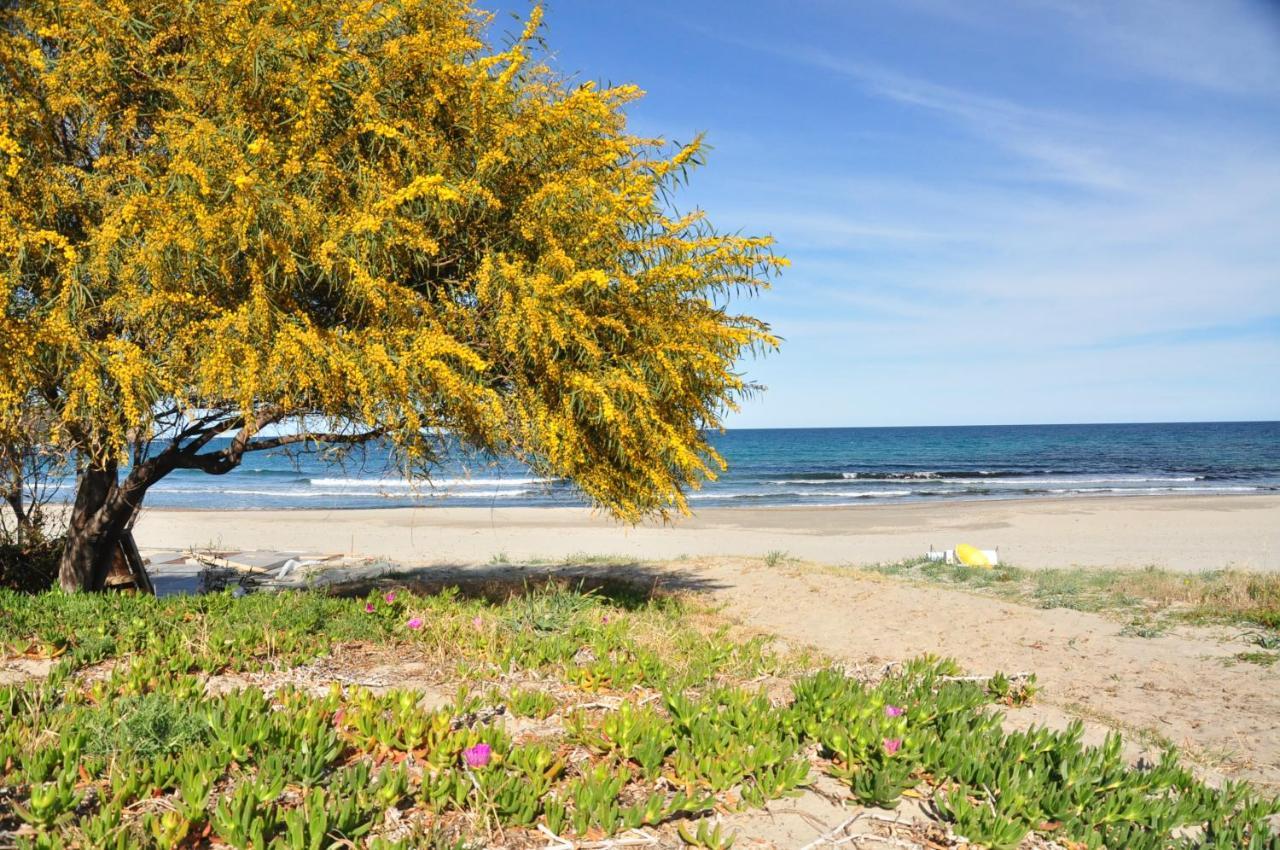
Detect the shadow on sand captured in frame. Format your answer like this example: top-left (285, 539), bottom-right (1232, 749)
top-left (322, 560), bottom-right (725, 609)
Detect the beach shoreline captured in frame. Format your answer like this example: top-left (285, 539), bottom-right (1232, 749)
top-left (134, 493), bottom-right (1280, 572)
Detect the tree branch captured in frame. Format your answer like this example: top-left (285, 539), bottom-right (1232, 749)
top-left (157, 408), bottom-right (223, 444)
top-left (178, 426), bottom-right (385, 475)
top-left (174, 413), bottom-right (244, 455)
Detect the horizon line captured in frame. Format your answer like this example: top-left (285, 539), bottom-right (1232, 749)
top-left (717, 419), bottom-right (1279, 431)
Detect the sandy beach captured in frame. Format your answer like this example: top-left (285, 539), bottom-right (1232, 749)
top-left (134, 493), bottom-right (1280, 572)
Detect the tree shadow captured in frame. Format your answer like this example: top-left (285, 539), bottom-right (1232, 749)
top-left (322, 560), bottom-right (725, 609)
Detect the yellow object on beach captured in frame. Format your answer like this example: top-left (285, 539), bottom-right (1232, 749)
top-left (954, 544), bottom-right (992, 568)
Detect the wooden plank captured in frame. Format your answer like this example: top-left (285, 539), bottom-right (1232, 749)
top-left (102, 531), bottom-right (155, 594)
top-left (121, 531), bottom-right (154, 595)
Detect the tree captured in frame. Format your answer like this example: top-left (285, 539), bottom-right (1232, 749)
top-left (0, 398), bottom-right (65, 591)
top-left (0, 397), bottom-right (62, 545)
top-left (0, 0), bottom-right (784, 593)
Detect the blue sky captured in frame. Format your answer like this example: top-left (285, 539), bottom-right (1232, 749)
top-left (493, 0), bottom-right (1280, 427)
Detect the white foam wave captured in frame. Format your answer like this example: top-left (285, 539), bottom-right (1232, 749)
top-left (307, 476), bottom-right (555, 489)
top-left (1048, 486), bottom-right (1261, 495)
top-left (968, 477), bottom-right (1194, 485)
top-left (689, 489), bottom-right (913, 500)
top-left (765, 478), bottom-right (922, 485)
top-left (153, 486), bottom-right (535, 499)
top-left (830, 474), bottom-right (1202, 485)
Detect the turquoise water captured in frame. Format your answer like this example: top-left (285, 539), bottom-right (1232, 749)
top-left (121, 421), bottom-right (1280, 510)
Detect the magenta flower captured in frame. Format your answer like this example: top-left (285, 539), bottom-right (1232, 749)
top-left (601, 614), bottom-right (610, 624)
top-left (384, 591), bottom-right (397, 604)
top-left (884, 705), bottom-right (904, 717)
top-left (463, 743), bottom-right (492, 768)
top-left (364, 602), bottom-right (376, 613)
top-left (883, 738), bottom-right (902, 755)
top-left (407, 617), bottom-right (423, 630)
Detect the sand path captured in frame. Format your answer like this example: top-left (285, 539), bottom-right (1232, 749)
top-left (669, 558), bottom-right (1279, 790)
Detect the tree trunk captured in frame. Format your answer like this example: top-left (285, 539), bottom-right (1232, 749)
top-left (57, 462), bottom-right (139, 593)
top-left (52, 412), bottom-right (344, 591)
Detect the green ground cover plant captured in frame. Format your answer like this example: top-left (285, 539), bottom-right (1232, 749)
top-left (1, 582), bottom-right (1277, 848)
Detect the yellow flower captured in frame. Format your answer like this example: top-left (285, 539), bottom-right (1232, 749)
top-left (0, 0), bottom-right (782, 534)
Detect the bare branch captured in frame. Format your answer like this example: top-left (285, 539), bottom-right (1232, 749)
top-left (239, 428), bottom-right (384, 454)
top-left (178, 425), bottom-right (384, 476)
top-left (175, 413), bottom-right (244, 455)
top-left (164, 409), bottom-right (232, 445)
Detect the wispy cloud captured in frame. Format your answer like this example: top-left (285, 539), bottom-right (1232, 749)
top-left (887, 0), bottom-right (1280, 96)
top-left (790, 52), bottom-right (1133, 187)
top-left (1032, 0), bottom-right (1280, 95)
top-left (695, 26), bottom-right (1137, 190)
top-left (1077, 315), bottom-right (1280, 351)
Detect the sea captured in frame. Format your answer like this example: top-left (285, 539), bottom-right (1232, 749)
top-left (100, 420), bottom-right (1280, 511)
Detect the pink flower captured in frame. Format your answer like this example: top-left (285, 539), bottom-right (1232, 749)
top-left (463, 743), bottom-right (491, 768)
top-left (384, 591), bottom-right (397, 604)
top-left (472, 615), bottom-right (483, 629)
top-left (332, 709), bottom-right (345, 727)
top-left (883, 738), bottom-right (902, 756)
top-left (601, 615), bottom-right (610, 624)
top-left (364, 602), bottom-right (376, 613)
top-left (884, 705), bottom-right (904, 717)
top-left (407, 617), bottom-right (423, 630)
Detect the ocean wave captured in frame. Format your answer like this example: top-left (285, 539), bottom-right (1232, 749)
top-left (687, 483), bottom-right (1270, 503)
top-left (151, 486), bottom-right (538, 499)
top-left (306, 476), bottom-right (556, 489)
top-left (840, 470), bottom-right (1048, 480)
top-left (763, 478), bottom-right (929, 486)
top-left (152, 487), bottom-right (410, 498)
top-left (233, 468), bottom-right (313, 478)
top-left (769, 469), bottom-right (1087, 481)
top-left (766, 475), bottom-right (1203, 486)
top-left (835, 470), bottom-right (1217, 482)
top-left (984, 476), bottom-right (1200, 484)
top-left (1042, 486), bottom-right (1265, 495)
top-left (689, 489), bottom-right (914, 500)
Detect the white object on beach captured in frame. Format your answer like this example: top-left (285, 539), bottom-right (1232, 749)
top-left (926, 547), bottom-right (999, 566)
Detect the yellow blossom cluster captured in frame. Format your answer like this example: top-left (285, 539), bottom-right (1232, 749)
top-left (0, 0), bottom-right (784, 521)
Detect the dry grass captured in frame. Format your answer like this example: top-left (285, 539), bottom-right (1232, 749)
top-left (1108, 569), bottom-right (1280, 628)
top-left (804, 556), bottom-right (1280, 633)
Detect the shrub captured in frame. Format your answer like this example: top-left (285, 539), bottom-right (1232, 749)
top-left (0, 538), bottom-right (61, 593)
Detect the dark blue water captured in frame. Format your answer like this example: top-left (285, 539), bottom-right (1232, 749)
top-left (100, 421), bottom-right (1280, 510)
